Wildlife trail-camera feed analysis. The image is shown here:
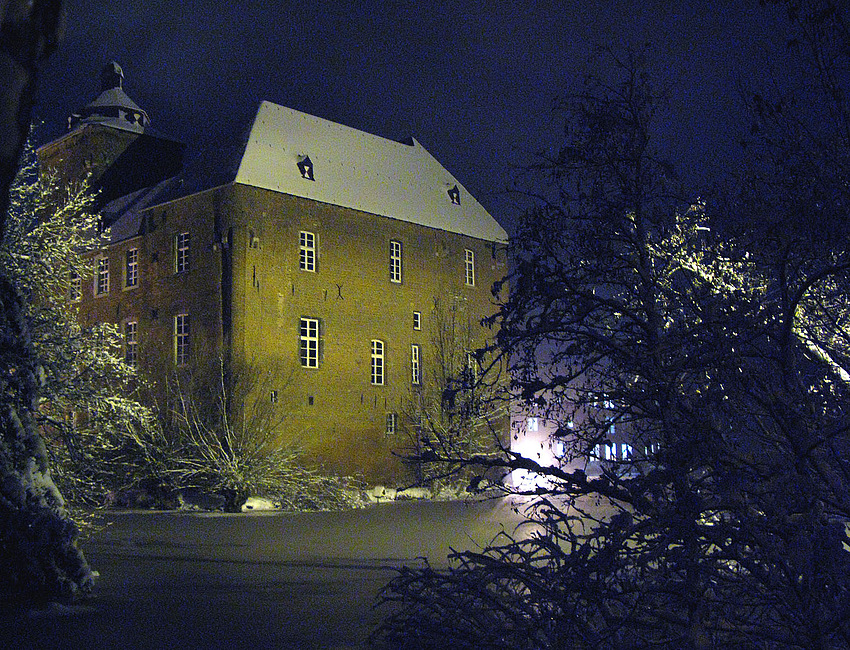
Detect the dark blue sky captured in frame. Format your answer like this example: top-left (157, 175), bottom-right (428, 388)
top-left (34, 1), bottom-right (789, 231)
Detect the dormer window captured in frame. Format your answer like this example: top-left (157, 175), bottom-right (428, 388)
top-left (297, 155), bottom-right (314, 181)
top-left (447, 185), bottom-right (461, 205)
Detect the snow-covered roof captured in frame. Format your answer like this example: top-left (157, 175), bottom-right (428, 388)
top-left (234, 101), bottom-right (506, 242)
top-left (68, 63), bottom-right (150, 134)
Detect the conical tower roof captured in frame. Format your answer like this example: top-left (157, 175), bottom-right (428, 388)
top-left (68, 62), bottom-right (150, 133)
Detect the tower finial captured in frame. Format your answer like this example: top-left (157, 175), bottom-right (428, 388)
top-left (101, 61), bottom-right (124, 92)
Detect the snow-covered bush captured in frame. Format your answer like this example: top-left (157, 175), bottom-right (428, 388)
top-left (0, 140), bottom-right (162, 519)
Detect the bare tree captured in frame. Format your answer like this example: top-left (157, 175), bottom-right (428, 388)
top-left (401, 296), bottom-right (508, 489)
top-left (374, 45), bottom-right (850, 649)
top-left (163, 358), bottom-right (358, 511)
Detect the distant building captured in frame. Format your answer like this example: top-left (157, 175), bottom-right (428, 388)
top-left (39, 63), bottom-right (509, 484)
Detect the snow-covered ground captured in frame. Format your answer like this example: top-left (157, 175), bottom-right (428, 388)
top-left (3, 498), bottom-right (529, 649)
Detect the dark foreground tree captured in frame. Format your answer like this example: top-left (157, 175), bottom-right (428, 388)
top-left (0, 0), bottom-right (94, 602)
top-left (373, 45), bottom-right (850, 649)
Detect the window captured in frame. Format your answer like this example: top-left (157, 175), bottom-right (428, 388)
top-left (300, 317), bottom-right (320, 368)
top-left (371, 339), bottom-right (385, 385)
top-left (447, 184), bottom-right (461, 205)
top-left (270, 390), bottom-right (278, 404)
top-left (464, 249), bottom-right (475, 286)
top-left (300, 231), bottom-right (316, 272)
top-left (124, 321), bottom-right (138, 366)
top-left (385, 412), bottom-right (397, 435)
top-left (174, 313), bottom-right (190, 366)
top-left (411, 344), bottom-right (421, 385)
top-left (465, 350), bottom-right (478, 384)
top-left (527, 417), bottom-right (539, 432)
top-left (413, 311), bottom-right (421, 331)
top-left (389, 240), bottom-right (402, 283)
top-left (594, 442), bottom-right (614, 461)
top-left (175, 232), bottom-right (190, 273)
top-left (95, 256), bottom-right (109, 295)
top-left (125, 248), bottom-right (138, 288)
top-left (69, 270), bottom-right (81, 302)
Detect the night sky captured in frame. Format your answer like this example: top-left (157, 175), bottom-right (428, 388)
top-left (34, 1), bottom-right (789, 232)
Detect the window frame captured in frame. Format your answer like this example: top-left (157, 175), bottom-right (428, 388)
top-left (411, 343), bottom-right (421, 385)
top-left (69, 270), bottom-right (81, 302)
top-left (95, 255), bottom-right (110, 296)
top-left (175, 232), bottom-right (190, 274)
top-left (464, 248), bottom-right (475, 286)
top-left (385, 412), bottom-right (397, 435)
top-left (299, 230), bottom-right (316, 272)
top-left (594, 442), bottom-right (614, 461)
top-left (465, 350), bottom-right (478, 385)
top-left (124, 320), bottom-right (138, 366)
top-left (371, 339), bottom-right (385, 386)
top-left (389, 240), bottom-right (402, 284)
top-left (125, 247), bottom-right (139, 288)
top-left (299, 317), bottom-right (321, 368)
top-left (413, 311), bottom-right (421, 331)
top-left (174, 313), bottom-right (190, 367)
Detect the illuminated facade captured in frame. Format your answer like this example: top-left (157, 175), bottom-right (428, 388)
top-left (39, 64), bottom-right (509, 483)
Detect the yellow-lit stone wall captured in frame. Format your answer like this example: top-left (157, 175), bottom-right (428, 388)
top-left (76, 189), bottom-right (225, 407)
top-left (76, 180), bottom-right (508, 484)
top-left (227, 184), bottom-right (507, 482)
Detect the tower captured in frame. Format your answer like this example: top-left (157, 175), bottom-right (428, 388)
top-left (37, 62), bottom-right (184, 217)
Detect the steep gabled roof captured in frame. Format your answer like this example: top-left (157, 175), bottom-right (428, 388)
top-left (234, 101), bottom-right (507, 242)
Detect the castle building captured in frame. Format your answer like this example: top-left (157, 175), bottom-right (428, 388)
top-left (38, 64), bottom-right (509, 483)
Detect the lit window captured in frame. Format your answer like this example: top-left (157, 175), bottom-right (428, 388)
top-left (300, 231), bottom-right (316, 272)
top-left (447, 185), bottom-right (461, 205)
top-left (125, 248), bottom-right (138, 288)
top-left (552, 439), bottom-right (567, 459)
top-left (124, 321), bottom-right (138, 366)
top-left (371, 339), bottom-right (385, 386)
top-left (300, 317), bottom-right (320, 368)
top-left (413, 311), bottom-right (421, 331)
top-left (465, 350), bottom-right (478, 384)
top-left (174, 313), bottom-right (190, 366)
top-left (527, 417), bottom-right (539, 432)
top-left (621, 443), bottom-right (633, 460)
top-left (175, 232), bottom-right (190, 273)
top-left (464, 249), bottom-right (475, 286)
top-left (95, 256), bottom-right (109, 295)
top-left (389, 240), bottom-right (402, 283)
top-left (593, 443), bottom-right (614, 461)
top-left (69, 270), bottom-right (81, 302)
top-left (386, 412), bottom-right (397, 435)
top-left (411, 344), bottom-right (421, 385)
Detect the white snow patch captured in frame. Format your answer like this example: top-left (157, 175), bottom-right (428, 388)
top-left (395, 487), bottom-right (430, 500)
top-left (365, 485), bottom-right (397, 502)
top-left (241, 496), bottom-right (279, 512)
